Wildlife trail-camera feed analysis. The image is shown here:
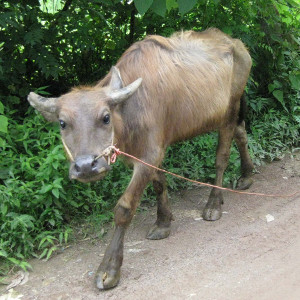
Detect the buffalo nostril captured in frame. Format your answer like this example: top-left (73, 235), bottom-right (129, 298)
top-left (91, 159), bottom-right (97, 169)
top-left (73, 155), bottom-right (106, 178)
top-left (75, 163), bottom-right (81, 173)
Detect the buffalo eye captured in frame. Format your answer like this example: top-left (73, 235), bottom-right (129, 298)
top-left (59, 120), bottom-right (67, 129)
top-left (103, 114), bottom-right (110, 125)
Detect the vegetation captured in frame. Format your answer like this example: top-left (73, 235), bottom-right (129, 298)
top-left (0, 0), bottom-right (299, 274)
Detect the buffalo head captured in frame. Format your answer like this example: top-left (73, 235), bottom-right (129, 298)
top-left (28, 67), bottom-right (142, 183)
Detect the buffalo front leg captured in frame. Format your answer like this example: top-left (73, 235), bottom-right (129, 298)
top-left (234, 121), bottom-right (254, 190)
top-left (96, 164), bottom-right (154, 290)
top-left (147, 171), bottom-right (174, 240)
top-left (203, 126), bottom-right (235, 221)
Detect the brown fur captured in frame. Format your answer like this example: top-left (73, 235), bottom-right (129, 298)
top-left (96, 28), bottom-right (251, 157)
top-left (29, 28), bottom-right (255, 289)
top-left (94, 28), bottom-right (253, 288)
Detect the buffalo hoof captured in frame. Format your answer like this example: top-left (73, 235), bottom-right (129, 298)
top-left (236, 177), bottom-right (253, 190)
top-left (203, 205), bottom-right (222, 221)
top-left (95, 269), bottom-right (120, 290)
top-left (146, 224), bottom-right (171, 240)
top-left (203, 192), bottom-right (223, 221)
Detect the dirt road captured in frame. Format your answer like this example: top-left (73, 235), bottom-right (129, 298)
top-left (1, 152), bottom-right (300, 300)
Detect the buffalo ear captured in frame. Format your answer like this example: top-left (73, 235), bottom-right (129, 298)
top-left (27, 92), bottom-right (59, 122)
top-left (107, 66), bottom-right (142, 106)
top-left (109, 66), bottom-right (124, 90)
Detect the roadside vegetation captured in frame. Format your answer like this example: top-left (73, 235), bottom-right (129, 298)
top-left (0, 0), bottom-right (299, 274)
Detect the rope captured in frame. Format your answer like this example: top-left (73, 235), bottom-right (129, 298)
top-left (107, 146), bottom-right (299, 199)
top-left (61, 136), bottom-right (299, 199)
top-left (61, 137), bottom-right (74, 162)
top-left (62, 129), bottom-right (115, 164)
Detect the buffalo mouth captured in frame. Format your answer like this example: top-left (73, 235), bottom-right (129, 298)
top-left (70, 168), bottom-right (108, 183)
top-left (69, 155), bottom-right (111, 183)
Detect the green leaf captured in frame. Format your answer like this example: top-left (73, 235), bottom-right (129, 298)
top-left (273, 90), bottom-right (288, 112)
top-left (273, 90), bottom-right (283, 103)
top-left (7, 95), bottom-right (20, 104)
top-left (53, 178), bottom-right (63, 189)
top-left (38, 248), bottom-right (48, 259)
top-left (34, 86), bottom-right (51, 95)
top-left (178, 0), bottom-right (197, 15)
top-left (8, 257), bottom-right (21, 265)
top-left (46, 246), bottom-right (57, 261)
top-left (0, 250), bottom-right (8, 258)
top-left (19, 261), bottom-right (32, 271)
top-left (10, 214), bottom-right (35, 230)
top-left (40, 184), bottom-right (53, 194)
top-left (24, 28), bottom-right (43, 46)
top-left (97, 0), bottom-right (116, 5)
top-left (166, 0), bottom-right (178, 11)
top-left (1, 203), bottom-right (8, 215)
top-left (134, 0), bottom-right (153, 15)
top-left (69, 200), bottom-right (79, 208)
top-left (39, 235), bottom-right (56, 249)
top-left (294, 115), bottom-right (300, 124)
top-left (0, 115), bottom-right (8, 133)
top-left (222, 26), bottom-right (233, 35)
top-left (52, 188), bottom-right (60, 199)
top-left (0, 101), bottom-right (4, 114)
top-left (64, 228), bottom-right (72, 244)
top-left (285, 0), bottom-right (300, 8)
top-left (268, 83), bottom-right (275, 93)
top-left (151, 0), bottom-right (166, 17)
top-left (289, 74), bottom-right (300, 90)
top-left (106, 40), bottom-right (116, 50)
top-left (59, 232), bottom-right (63, 244)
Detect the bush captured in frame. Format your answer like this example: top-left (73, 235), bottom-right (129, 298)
top-left (0, 107), bottom-right (132, 274)
top-left (0, 0), bottom-right (299, 273)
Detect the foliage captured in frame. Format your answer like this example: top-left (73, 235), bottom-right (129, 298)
top-left (0, 0), bottom-right (299, 273)
top-left (0, 108), bottom-right (128, 274)
top-left (0, 101), bottom-right (8, 147)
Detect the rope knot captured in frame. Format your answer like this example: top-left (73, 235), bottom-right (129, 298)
top-left (102, 146), bottom-right (115, 158)
top-left (100, 145), bottom-right (120, 164)
top-left (94, 145), bottom-right (120, 164)
top-left (110, 146), bottom-right (121, 164)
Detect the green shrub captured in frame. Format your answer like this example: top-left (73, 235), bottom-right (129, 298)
top-left (0, 0), bottom-right (299, 274)
top-left (0, 109), bottom-right (128, 274)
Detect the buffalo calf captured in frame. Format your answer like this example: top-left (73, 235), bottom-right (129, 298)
top-left (28, 28), bottom-right (254, 289)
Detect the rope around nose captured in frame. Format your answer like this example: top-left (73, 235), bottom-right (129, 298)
top-left (107, 146), bottom-right (299, 199)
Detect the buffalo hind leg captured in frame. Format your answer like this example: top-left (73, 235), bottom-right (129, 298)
top-left (147, 172), bottom-right (174, 240)
top-left (203, 126), bottom-right (235, 221)
top-left (96, 164), bottom-right (154, 290)
top-left (234, 121), bottom-right (254, 190)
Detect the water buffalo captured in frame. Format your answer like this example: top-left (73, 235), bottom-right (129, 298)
top-left (28, 28), bottom-right (254, 289)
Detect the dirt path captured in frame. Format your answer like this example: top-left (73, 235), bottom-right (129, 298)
top-left (1, 152), bottom-right (300, 300)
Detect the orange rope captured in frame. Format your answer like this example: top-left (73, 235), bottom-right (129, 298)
top-left (109, 146), bottom-right (299, 199)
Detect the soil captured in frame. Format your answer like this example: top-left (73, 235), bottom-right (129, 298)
top-left (1, 152), bottom-right (300, 300)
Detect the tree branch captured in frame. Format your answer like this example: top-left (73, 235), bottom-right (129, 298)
top-left (128, 6), bottom-right (136, 44)
top-left (62, 0), bottom-right (73, 12)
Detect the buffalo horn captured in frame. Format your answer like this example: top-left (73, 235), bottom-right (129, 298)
top-left (27, 92), bottom-right (58, 122)
top-left (108, 78), bottom-right (143, 105)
